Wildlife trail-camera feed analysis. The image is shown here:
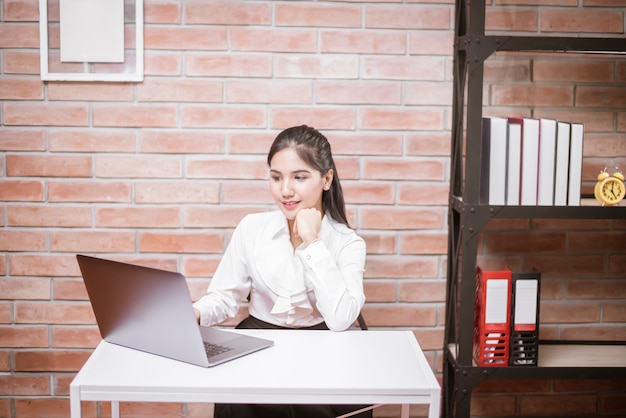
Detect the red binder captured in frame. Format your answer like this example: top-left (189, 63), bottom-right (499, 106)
top-left (474, 267), bottom-right (512, 366)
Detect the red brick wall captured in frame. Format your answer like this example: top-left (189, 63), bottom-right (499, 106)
top-left (0, 0), bottom-right (624, 417)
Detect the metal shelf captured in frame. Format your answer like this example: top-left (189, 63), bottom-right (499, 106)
top-left (443, 0), bottom-right (626, 416)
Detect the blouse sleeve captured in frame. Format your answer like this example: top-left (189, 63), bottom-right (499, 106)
top-left (192, 220), bottom-right (252, 327)
top-left (296, 234), bottom-right (366, 331)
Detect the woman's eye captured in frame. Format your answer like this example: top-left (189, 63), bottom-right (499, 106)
top-left (295, 175), bottom-right (307, 181)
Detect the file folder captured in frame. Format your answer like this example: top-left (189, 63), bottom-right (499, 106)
top-left (509, 269), bottom-right (541, 366)
top-left (474, 267), bottom-right (512, 367)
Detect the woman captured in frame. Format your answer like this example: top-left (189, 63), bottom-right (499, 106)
top-left (193, 125), bottom-right (371, 417)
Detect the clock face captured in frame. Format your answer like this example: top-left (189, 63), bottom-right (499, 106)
top-left (600, 177), bottom-right (625, 205)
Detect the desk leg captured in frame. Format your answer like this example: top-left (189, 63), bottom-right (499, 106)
top-left (400, 404), bottom-right (409, 418)
top-left (111, 401), bottom-right (120, 418)
top-left (69, 385), bottom-right (81, 418)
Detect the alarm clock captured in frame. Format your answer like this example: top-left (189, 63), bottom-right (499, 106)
top-left (594, 167), bottom-right (625, 206)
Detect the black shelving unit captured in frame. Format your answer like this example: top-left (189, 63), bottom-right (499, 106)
top-left (443, 0), bottom-right (626, 417)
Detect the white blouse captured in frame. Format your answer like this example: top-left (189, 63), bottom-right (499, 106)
top-left (192, 210), bottom-right (366, 331)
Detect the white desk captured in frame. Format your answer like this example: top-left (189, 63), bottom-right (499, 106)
top-left (70, 330), bottom-right (440, 418)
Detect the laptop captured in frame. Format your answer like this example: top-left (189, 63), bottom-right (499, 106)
top-left (76, 254), bottom-right (273, 367)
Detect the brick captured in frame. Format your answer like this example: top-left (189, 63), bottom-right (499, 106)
top-left (604, 302), bottom-right (626, 322)
top-left (521, 394), bottom-right (597, 415)
top-left (140, 130), bottom-right (225, 154)
top-left (14, 398), bottom-right (73, 418)
top-left (96, 155), bottom-right (181, 178)
top-left (568, 279), bottom-right (626, 299)
top-left (145, 26), bottom-right (228, 50)
top-left (138, 79), bottom-right (223, 102)
top-left (398, 280), bottom-right (446, 302)
top-left (361, 305), bottom-right (437, 327)
top-left (486, 9), bottom-right (539, 32)
top-left (134, 181), bottom-right (220, 204)
top-left (15, 301), bottom-right (94, 324)
top-left (0, 375), bottom-right (50, 395)
top-left (600, 392), bottom-right (626, 414)
top-left (320, 30), bottom-right (407, 54)
top-left (0, 180), bottom-right (44, 202)
top-left (49, 230), bottom-right (135, 253)
top-left (541, 9), bottom-right (624, 33)
top-left (7, 154), bottom-right (92, 177)
top-left (9, 254), bottom-right (83, 277)
top-left (0, 23), bottom-right (39, 48)
top-left (364, 280), bottom-right (397, 302)
top-left (187, 54), bottom-right (273, 77)
top-left (541, 301), bottom-right (601, 323)
top-left (365, 5), bottom-right (450, 30)
top-left (405, 82), bottom-right (453, 106)
top-left (48, 180), bottom-right (131, 203)
top-left (561, 325), bottom-right (626, 340)
top-left (93, 104), bottom-right (178, 128)
top-left (0, 277), bottom-right (50, 299)
top-left (0, 230), bottom-right (46, 251)
top-left (52, 278), bottom-right (88, 301)
top-left (184, 206), bottom-right (262, 228)
top-left (227, 80), bottom-right (313, 104)
top-left (3, 103), bottom-right (88, 126)
top-left (330, 132), bottom-right (403, 156)
top-left (400, 232), bottom-right (448, 255)
top-left (0, 128), bottom-right (46, 150)
top-left (144, 1), bottom-right (182, 24)
top-left (398, 183), bottom-right (449, 205)
top-left (144, 51), bottom-right (182, 76)
top-left (363, 56), bottom-right (446, 81)
top-left (276, 3), bottom-right (361, 28)
top-left (230, 28), bottom-right (317, 53)
top-left (4, 50), bottom-right (40, 74)
top-left (182, 105), bottom-right (266, 129)
top-left (483, 231), bottom-right (567, 253)
top-left (363, 158), bottom-right (446, 180)
top-left (343, 182), bottom-right (395, 205)
top-left (485, 58), bottom-right (531, 82)
top-left (0, 325), bottom-right (49, 347)
top-left (47, 82), bottom-right (134, 101)
top-left (361, 232), bottom-right (397, 255)
top-left (48, 129), bottom-right (136, 152)
top-left (317, 81), bottom-right (402, 105)
top-left (0, 77), bottom-right (43, 99)
top-left (570, 231), bottom-right (626, 252)
top-left (406, 132), bottom-right (451, 156)
top-left (52, 326), bottom-right (102, 348)
top-left (187, 157), bottom-right (268, 179)
top-left (471, 395), bottom-right (517, 416)
top-left (534, 59), bottom-right (614, 82)
top-left (185, 2), bottom-right (270, 25)
top-left (577, 86), bottom-right (626, 108)
top-left (4, 0), bottom-right (39, 21)
top-left (365, 255), bottom-right (439, 278)
top-left (15, 350), bottom-right (92, 372)
top-left (360, 208), bottom-right (444, 230)
top-left (271, 107), bottom-right (356, 130)
top-left (138, 232), bottom-right (224, 254)
top-left (409, 31), bottom-right (454, 55)
top-left (96, 206), bottom-right (181, 228)
top-left (274, 55), bottom-right (359, 79)
top-left (610, 254), bottom-right (626, 275)
top-left (360, 107), bottom-right (444, 130)
top-left (491, 85), bottom-right (574, 106)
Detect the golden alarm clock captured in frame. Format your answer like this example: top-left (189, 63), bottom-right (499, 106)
top-left (594, 168), bottom-right (625, 206)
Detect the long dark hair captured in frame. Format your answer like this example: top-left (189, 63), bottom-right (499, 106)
top-left (267, 125), bottom-right (350, 228)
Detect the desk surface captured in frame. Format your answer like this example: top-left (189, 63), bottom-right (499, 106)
top-left (71, 329), bottom-right (440, 417)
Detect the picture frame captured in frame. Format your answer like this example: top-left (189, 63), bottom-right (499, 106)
top-left (39, 0), bottom-right (144, 82)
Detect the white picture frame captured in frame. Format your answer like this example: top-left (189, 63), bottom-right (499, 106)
top-left (39, 0), bottom-right (144, 82)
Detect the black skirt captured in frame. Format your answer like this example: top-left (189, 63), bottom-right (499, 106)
top-left (213, 316), bottom-right (374, 418)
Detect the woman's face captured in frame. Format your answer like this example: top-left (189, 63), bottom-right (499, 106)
top-left (269, 148), bottom-right (332, 221)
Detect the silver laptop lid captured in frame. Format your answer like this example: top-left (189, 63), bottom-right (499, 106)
top-left (77, 254), bottom-right (211, 367)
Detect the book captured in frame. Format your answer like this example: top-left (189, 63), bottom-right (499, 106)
top-left (509, 117), bottom-right (540, 206)
top-left (537, 118), bottom-right (557, 206)
top-left (568, 123), bottom-right (584, 206)
top-left (474, 267), bottom-right (512, 367)
top-left (553, 121), bottom-right (571, 206)
top-left (480, 117), bottom-right (508, 205)
top-left (506, 119), bottom-right (522, 205)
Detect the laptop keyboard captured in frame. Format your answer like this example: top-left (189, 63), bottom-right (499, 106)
top-left (203, 341), bottom-right (234, 358)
